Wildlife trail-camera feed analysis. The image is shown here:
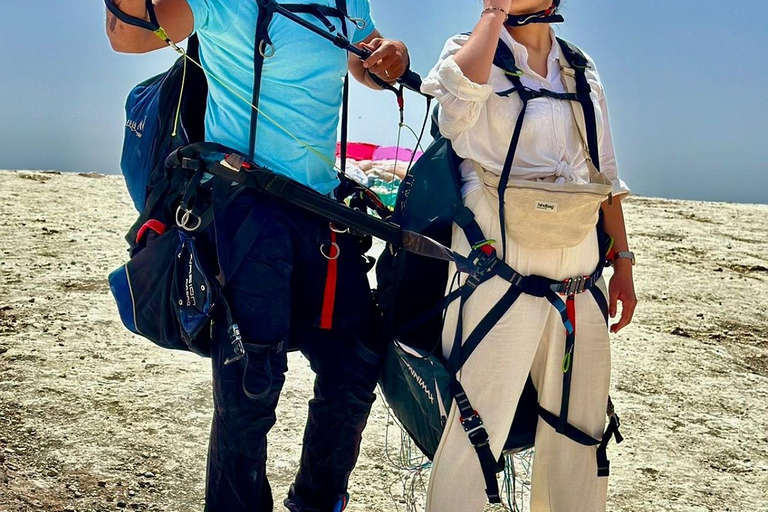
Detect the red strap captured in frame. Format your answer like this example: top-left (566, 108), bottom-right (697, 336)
top-left (566, 295), bottom-right (576, 336)
top-left (135, 219), bottom-right (167, 244)
top-left (320, 231), bottom-right (339, 330)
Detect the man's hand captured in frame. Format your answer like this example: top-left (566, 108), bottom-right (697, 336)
top-left (361, 38), bottom-right (409, 82)
top-left (349, 30), bottom-right (410, 89)
top-left (608, 263), bottom-right (637, 333)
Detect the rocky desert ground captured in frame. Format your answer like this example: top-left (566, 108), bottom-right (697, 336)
top-left (0, 170), bottom-right (766, 512)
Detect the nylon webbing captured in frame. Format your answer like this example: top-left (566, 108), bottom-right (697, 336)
top-left (338, 0), bottom-right (350, 178)
top-left (250, 0), bottom-right (350, 162)
top-left (248, 3), bottom-right (275, 159)
top-left (556, 38), bottom-right (601, 170)
top-left (456, 286), bottom-right (522, 369)
top-left (451, 381), bottom-right (502, 503)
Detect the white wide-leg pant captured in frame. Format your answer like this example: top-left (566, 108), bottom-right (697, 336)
top-left (425, 189), bottom-right (611, 512)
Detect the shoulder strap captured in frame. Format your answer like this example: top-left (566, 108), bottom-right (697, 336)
top-left (248, 2), bottom-right (277, 159)
top-left (186, 33), bottom-right (200, 60)
top-left (492, 41), bottom-right (524, 85)
top-left (335, 0), bottom-right (348, 18)
top-left (492, 39), bottom-right (529, 258)
top-left (249, 0), bottom-right (351, 160)
top-left (556, 37), bottom-right (602, 175)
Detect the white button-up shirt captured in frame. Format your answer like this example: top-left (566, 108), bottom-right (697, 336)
top-left (421, 29), bottom-right (630, 198)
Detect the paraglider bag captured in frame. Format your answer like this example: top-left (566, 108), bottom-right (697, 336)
top-left (380, 340), bottom-right (539, 459)
top-left (377, 136), bottom-right (539, 459)
top-left (380, 342), bottom-right (453, 458)
top-left (108, 228), bottom-right (216, 356)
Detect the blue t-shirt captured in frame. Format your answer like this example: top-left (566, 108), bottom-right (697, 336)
top-left (187, 0), bottom-right (375, 194)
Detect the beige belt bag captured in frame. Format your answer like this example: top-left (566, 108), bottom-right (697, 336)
top-left (476, 164), bottom-right (612, 249)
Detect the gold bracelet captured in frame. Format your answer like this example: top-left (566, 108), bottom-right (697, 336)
top-left (481, 6), bottom-right (509, 20)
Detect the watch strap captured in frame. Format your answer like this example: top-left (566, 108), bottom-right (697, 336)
top-left (614, 251), bottom-right (635, 265)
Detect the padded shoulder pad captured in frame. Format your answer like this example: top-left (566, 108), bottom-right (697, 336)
top-left (556, 37), bottom-right (590, 69)
top-left (493, 39), bottom-right (521, 76)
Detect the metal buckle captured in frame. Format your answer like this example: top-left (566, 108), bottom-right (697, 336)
top-left (468, 249), bottom-right (499, 282)
top-left (348, 17), bottom-right (367, 30)
top-left (175, 205), bottom-right (203, 232)
top-left (223, 323), bottom-right (245, 366)
top-left (460, 411), bottom-right (483, 433)
top-left (329, 223), bottom-right (349, 234)
top-left (461, 413), bottom-right (490, 447)
top-left (259, 40), bottom-right (276, 59)
top-left (560, 275), bottom-right (588, 296)
top-left (320, 242), bottom-right (340, 261)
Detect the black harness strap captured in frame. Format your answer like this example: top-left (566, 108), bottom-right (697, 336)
top-left (336, 0), bottom-right (350, 178)
top-left (506, 0), bottom-right (564, 27)
top-left (451, 381), bottom-right (503, 504)
top-left (249, 1), bottom-right (275, 159)
top-left (590, 285), bottom-right (609, 325)
top-left (454, 285), bottom-right (523, 370)
top-left (557, 38), bottom-right (601, 171)
top-left (105, 0), bottom-right (160, 33)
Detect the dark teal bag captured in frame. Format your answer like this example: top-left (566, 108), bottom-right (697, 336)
top-left (376, 122), bottom-right (539, 460)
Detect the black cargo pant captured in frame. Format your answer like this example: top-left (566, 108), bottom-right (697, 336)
top-left (204, 191), bottom-right (383, 512)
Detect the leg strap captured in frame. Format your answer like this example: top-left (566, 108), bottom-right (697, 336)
top-left (451, 381), bottom-right (502, 504)
top-left (538, 404), bottom-right (624, 477)
top-left (597, 412), bottom-right (623, 477)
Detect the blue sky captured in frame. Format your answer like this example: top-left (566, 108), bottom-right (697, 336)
top-left (1, 1), bottom-right (766, 204)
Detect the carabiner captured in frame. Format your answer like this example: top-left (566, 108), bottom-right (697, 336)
top-left (259, 40), bottom-right (276, 59)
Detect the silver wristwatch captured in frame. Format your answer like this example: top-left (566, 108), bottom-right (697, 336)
top-left (614, 251), bottom-right (635, 265)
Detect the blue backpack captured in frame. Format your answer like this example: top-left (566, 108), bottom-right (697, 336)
top-left (120, 36), bottom-right (207, 211)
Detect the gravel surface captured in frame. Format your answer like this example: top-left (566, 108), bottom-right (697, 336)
top-left (0, 170), bottom-right (766, 512)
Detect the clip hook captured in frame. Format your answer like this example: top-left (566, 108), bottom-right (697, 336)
top-left (259, 40), bottom-right (276, 59)
top-left (175, 205), bottom-right (203, 232)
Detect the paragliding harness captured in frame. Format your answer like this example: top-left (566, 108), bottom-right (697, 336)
top-left (106, 0), bottom-right (447, 367)
top-left (377, 37), bottom-right (624, 504)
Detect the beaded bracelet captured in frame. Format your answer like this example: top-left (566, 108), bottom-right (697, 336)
top-left (481, 6), bottom-right (509, 20)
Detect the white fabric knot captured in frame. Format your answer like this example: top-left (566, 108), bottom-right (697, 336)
top-left (554, 161), bottom-right (587, 185)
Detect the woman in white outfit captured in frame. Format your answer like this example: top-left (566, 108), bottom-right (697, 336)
top-left (420, 1), bottom-right (637, 511)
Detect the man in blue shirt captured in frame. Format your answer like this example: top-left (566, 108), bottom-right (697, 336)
top-left (107, 1), bottom-right (410, 511)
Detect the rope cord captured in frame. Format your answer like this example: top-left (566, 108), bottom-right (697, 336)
top-left (171, 47), bottom-right (188, 138)
top-left (178, 48), bottom-right (341, 170)
top-left (399, 122), bottom-right (427, 154)
top-left (159, 35), bottom-right (429, 182)
top-left (385, 120), bottom-right (428, 198)
top-left (153, 29), bottom-right (341, 170)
